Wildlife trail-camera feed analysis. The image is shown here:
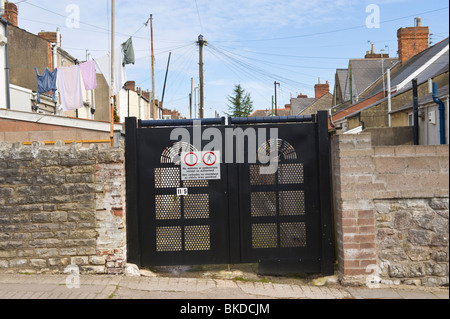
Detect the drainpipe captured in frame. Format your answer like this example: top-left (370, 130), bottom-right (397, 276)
top-left (412, 78), bottom-right (419, 145)
top-left (387, 69), bottom-right (392, 127)
top-left (2, 18), bottom-right (11, 109)
top-left (432, 82), bottom-right (446, 145)
top-left (328, 108), bottom-right (335, 129)
top-left (52, 27), bottom-right (60, 115)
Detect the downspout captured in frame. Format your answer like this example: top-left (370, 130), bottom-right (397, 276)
top-left (432, 82), bottom-right (446, 145)
top-left (358, 112), bottom-right (365, 130)
top-left (387, 69), bottom-right (392, 127)
top-left (52, 27), bottom-right (60, 115)
top-left (2, 18), bottom-right (11, 109)
top-left (412, 78), bottom-right (419, 145)
top-left (329, 108), bottom-right (335, 129)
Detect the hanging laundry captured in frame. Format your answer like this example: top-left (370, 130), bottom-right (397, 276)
top-left (57, 65), bottom-right (84, 111)
top-left (35, 67), bottom-right (58, 104)
top-left (122, 37), bottom-right (135, 66)
top-left (94, 47), bottom-right (127, 95)
top-left (79, 60), bottom-right (97, 91)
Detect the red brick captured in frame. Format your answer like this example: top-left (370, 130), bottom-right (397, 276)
top-left (359, 226), bottom-right (375, 234)
top-left (357, 218), bottom-right (375, 226)
top-left (358, 210), bottom-right (374, 218)
top-left (344, 268), bottom-right (367, 276)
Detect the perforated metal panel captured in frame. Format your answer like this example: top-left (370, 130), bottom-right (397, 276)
top-left (156, 226), bottom-right (182, 252)
top-left (252, 223), bottom-right (278, 249)
top-left (250, 192), bottom-right (276, 217)
top-left (250, 165), bottom-right (276, 185)
top-left (279, 190), bottom-right (305, 216)
top-left (184, 194), bottom-right (209, 219)
top-left (185, 225), bottom-right (211, 251)
top-left (155, 195), bottom-right (181, 220)
top-left (183, 180), bottom-right (209, 188)
top-left (280, 222), bottom-right (306, 248)
top-left (278, 163), bottom-right (304, 184)
top-left (154, 168), bottom-right (180, 188)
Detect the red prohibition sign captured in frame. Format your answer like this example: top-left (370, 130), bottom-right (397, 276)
top-left (184, 152), bottom-right (198, 167)
top-left (203, 152), bottom-right (217, 166)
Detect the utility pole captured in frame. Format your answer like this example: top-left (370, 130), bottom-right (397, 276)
top-left (190, 78), bottom-right (194, 119)
top-left (197, 35), bottom-right (207, 119)
top-left (110, 0), bottom-right (115, 147)
top-left (161, 52), bottom-right (171, 106)
top-left (271, 96), bottom-right (274, 116)
top-left (274, 82), bottom-right (280, 116)
top-left (150, 14), bottom-right (156, 119)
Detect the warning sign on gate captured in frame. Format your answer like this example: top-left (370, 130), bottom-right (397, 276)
top-left (181, 151), bottom-right (221, 181)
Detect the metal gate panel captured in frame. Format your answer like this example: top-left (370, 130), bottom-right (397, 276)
top-left (128, 124), bottom-right (230, 267)
top-left (236, 123), bottom-right (323, 272)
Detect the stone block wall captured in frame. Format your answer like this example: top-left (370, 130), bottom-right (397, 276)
top-left (0, 142), bottom-right (126, 274)
top-left (331, 133), bottom-right (449, 286)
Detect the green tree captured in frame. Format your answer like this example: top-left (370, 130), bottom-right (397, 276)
top-left (226, 84), bottom-right (254, 117)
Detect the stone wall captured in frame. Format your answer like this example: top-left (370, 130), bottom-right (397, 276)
top-left (331, 133), bottom-right (449, 286)
top-left (0, 142), bottom-right (126, 274)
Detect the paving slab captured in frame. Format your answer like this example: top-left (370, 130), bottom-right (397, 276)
top-left (0, 274), bottom-right (448, 300)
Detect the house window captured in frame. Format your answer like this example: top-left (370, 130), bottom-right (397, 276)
top-left (408, 112), bottom-right (413, 126)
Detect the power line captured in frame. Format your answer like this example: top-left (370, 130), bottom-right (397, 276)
top-left (194, 0), bottom-right (204, 34)
top-left (214, 6), bottom-right (449, 43)
top-left (21, 2), bottom-right (191, 44)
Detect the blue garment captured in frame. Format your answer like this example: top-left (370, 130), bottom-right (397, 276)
top-left (35, 67), bottom-right (58, 104)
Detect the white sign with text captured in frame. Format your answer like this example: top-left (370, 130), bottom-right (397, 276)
top-left (181, 151), bottom-right (221, 181)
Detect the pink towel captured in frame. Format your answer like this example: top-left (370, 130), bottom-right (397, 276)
top-left (79, 60), bottom-right (97, 91)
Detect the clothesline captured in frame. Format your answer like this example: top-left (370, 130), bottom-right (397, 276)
top-left (35, 37), bottom-right (136, 111)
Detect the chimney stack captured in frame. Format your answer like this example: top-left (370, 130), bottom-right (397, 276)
top-left (38, 31), bottom-right (58, 43)
top-left (314, 79), bottom-right (330, 100)
top-left (125, 81), bottom-right (136, 92)
top-left (2, 1), bottom-right (18, 27)
top-left (365, 44), bottom-right (390, 59)
top-left (397, 17), bottom-right (429, 63)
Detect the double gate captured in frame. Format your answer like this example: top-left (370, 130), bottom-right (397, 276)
top-left (125, 111), bottom-right (334, 275)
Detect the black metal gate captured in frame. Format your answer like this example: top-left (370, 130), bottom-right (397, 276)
top-left (125, 111), bottom-right (334, 275)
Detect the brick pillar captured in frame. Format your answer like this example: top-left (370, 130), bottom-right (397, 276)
top-left (331, 133), bottom-right (377, 285)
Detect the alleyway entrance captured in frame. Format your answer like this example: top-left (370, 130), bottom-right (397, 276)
top-left (125, 111), bottom-right (334, 275)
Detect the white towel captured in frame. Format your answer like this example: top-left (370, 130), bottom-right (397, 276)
top-left (57, 65), bottom-right (84, 111)
top-left (94, 47), bottom-right (127, 95)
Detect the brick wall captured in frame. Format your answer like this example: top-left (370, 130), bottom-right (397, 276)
top-left (0, 142), bottom-right (126, 274)
top-left (331, 133), bottom-right (449, 286)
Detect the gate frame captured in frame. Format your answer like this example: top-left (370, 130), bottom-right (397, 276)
top-left (125, 111), bottom-right (334, 275)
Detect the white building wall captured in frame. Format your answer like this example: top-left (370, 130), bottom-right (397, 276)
top-left (0, 21), bottom-right (7, 109)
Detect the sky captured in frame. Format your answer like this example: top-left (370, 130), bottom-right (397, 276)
top-left (11, 0), bottom-right (450, 119)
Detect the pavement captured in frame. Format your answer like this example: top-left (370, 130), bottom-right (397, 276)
top-left (0, 273), bottom-right (448, 300)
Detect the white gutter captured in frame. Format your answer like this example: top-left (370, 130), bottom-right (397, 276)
top-left (392, 44), bottom-right (449, 92)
